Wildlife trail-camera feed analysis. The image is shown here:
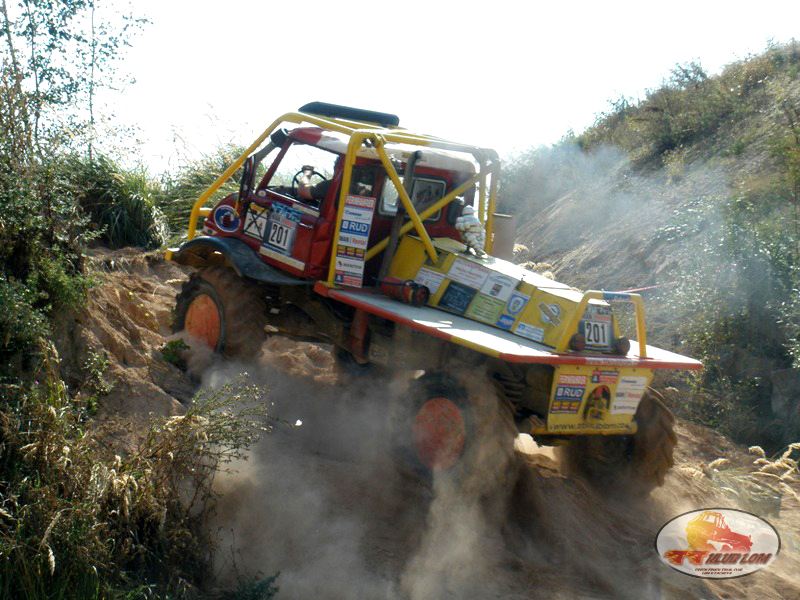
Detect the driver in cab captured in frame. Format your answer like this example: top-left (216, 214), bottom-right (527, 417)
top-left (296, 165), bottom-right (330, 205)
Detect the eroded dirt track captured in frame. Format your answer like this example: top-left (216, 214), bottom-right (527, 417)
top-left (75, 250), bottom-right (800, 599)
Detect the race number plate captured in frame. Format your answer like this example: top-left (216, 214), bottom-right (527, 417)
top-left (584, 320), bottom-right (611, 348)
top-left (263, 204), bottom-right (300, 254)
top-left (267, 220), bottom-right (293, 251)
top-left (582, 305), bottom-right (613, 349)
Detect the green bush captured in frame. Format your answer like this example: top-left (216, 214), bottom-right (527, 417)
top-left (0, 374), bottom-right (276, 599)
top-left (65, 154), bottom-right (170, 250)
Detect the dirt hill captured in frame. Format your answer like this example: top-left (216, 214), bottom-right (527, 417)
top-left (72, 249), bottom-right (800, 599)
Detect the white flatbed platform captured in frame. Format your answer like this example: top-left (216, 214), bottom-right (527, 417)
top-left (314, 283), bottom-right (702, 370)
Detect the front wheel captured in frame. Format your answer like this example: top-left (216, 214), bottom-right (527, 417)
top-left (173, 267), bottom-right (268, 359)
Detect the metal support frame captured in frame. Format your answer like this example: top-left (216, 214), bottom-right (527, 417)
top-left (554, 291), bottom-right (648, 358)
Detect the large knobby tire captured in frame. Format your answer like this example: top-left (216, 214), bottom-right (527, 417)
top-left (394, 371), bottom-right (517, 487)
top-left (407, 372), bottom-right (473, 474)
top-left (173, 267), bottom-right (268, 359)
top-left (560, 389), bottom-right (677, 495)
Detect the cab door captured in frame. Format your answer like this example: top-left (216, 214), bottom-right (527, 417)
top-left (246, 190), bottom-right (320, 277)
top-left (242, 139), bottom-right (339, 277)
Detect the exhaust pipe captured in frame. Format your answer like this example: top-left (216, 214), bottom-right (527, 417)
top-left (491, 213), bottom-right (516, 260)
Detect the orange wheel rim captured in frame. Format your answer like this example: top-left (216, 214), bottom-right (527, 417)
top-left (412, 397), bottom-right (466, 471)
top-left (184, 294), bottom-right (221, 349)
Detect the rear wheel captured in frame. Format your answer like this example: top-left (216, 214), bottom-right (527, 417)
top-left (173, 267), bottom-right (268, 359)
top-left (560, 389), bottom-right (677, 494)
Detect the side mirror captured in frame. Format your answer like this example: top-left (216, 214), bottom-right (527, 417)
top-left (270, 128), bottom-right (289, 148)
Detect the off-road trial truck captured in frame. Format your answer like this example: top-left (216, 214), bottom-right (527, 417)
top-left (686, 511), bottom-right (753, 552)
top-left (167, 102), bottom-right (701, 491)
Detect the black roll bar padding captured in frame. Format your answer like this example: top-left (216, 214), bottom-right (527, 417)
top-left (298, 102), bottom-right (400, 127)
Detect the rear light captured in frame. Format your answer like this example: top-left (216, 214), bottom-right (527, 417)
top-left (569, 333), bottom-right (585, 352)
top-left (614, 336), bottom-right (631, 356)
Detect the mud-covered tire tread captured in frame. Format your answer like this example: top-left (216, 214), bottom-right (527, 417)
top-left (630, 389), bottom-right (677, 487)
top-left (174, 266), bottom-right (268, 359)
top-left (393, 372), bottom-right (473, 478)
top-left (563, 389), bottom-right (677, 494)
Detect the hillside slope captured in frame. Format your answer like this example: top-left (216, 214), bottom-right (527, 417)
top-left (509, 42), bottom-right (800, 448)
top-left (73, 249), bottom-right (800, 599)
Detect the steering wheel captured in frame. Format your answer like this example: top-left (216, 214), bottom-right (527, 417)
top-left (292, 169), bottom-right (328, 195)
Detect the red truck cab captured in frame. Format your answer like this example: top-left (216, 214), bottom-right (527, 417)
top-left (200, 126), bottom-right (474, 284)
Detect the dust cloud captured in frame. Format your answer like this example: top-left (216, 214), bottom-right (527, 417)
top-left (186, 337), bottom-right (800, 600)
top-left (73, 246), bottom-right (800, 598)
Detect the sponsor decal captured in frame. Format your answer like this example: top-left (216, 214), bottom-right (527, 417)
top-left (515, 322), bottom-right (545, 342)
top-left (213, 204), bottom-right (241, 233)
top-left (334, 252), bottom-right (364, 287)
top-left (496, 314), bottom-right (516, 330)
top-left (584, 357), bottom-right (639, 367)
top-left (547, 421), bottom-right (634, 433)
top-left (465, 294), bottom-right (505, 324)
top-left (656, 508), bottom-right (780, 579)
top-left (584, 304), bottom-right (613, 322)
top-left (438, 281), bottom-right (477, 315)
top-left (552, 374), bottom-right (586, 413)
top-left (479, 273), bottom-right (516, 303)
top-left (340, 220), bottom-right (371, 235)
top-left (414, 267), bottom-right (446, 295)
top-left (538, 302), bottom-right (562, 326)
top-left (447, 258), bottom-right (491, 288)
top-left (334, 195), bottom-right (375, 287)
top-left (583, 385), bottom-right (610, 419)
top-left (343, 195), bottom-right (376, 209)
top-left (337, 244), bottom-right (365, 260)
top-left (505, 292), bottom-right (530, 317)
top-left (259, 246), bottom-right (305, 270)
top-left (243, 204), bottom-right (269, 239)
top-left (611, 375), bottom-right (647, 415)
top-left (337, 232), bottom-right (368, 249)
top-left (591, 370), bottom-right (619, 384)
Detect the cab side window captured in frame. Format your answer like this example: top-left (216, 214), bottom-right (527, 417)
top-left (379, 173), bottom-right (445, 221)
top-left (263, 142), bottom-right (338, 205)
top-left (349, 166), bottom-right (376, 197)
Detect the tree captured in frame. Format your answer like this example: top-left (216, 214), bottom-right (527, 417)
top-left (0, 0), bottom-right (146, 159)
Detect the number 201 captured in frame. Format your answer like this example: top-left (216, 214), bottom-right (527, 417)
top-left (586, 323), bottom-right (606, 344)
top-left (269, 223), bottom-right (288, 247)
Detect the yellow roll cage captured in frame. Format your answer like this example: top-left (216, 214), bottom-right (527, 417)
top-left (179, 108), bottom-right (501, 287)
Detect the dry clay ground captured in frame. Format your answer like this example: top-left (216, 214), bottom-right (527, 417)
top-left (67, 248), bottom-right (800, 599)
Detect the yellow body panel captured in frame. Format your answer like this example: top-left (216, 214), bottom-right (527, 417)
top-left (390, 236), bottom-right (604, 346)
top-left (531, 365), bottom-right (654, 435)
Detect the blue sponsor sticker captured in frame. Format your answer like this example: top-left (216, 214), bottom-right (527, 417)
top-left (496, 314), bottom-right (515, 330)
top-left (341, 220), bottom-right (371, 235)
top-left (214, 205), bottom-right (241, 233)
top-left (555, 385), bottom-right (586, 401)
top-left (506, 292), bottom-right (529, 317)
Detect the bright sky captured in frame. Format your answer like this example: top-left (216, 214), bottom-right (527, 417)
top-left (103, 0), bottom-right (799, 172)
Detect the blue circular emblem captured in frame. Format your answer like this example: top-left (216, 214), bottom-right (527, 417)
top-left (214, 205), bottom-right (241, 233)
